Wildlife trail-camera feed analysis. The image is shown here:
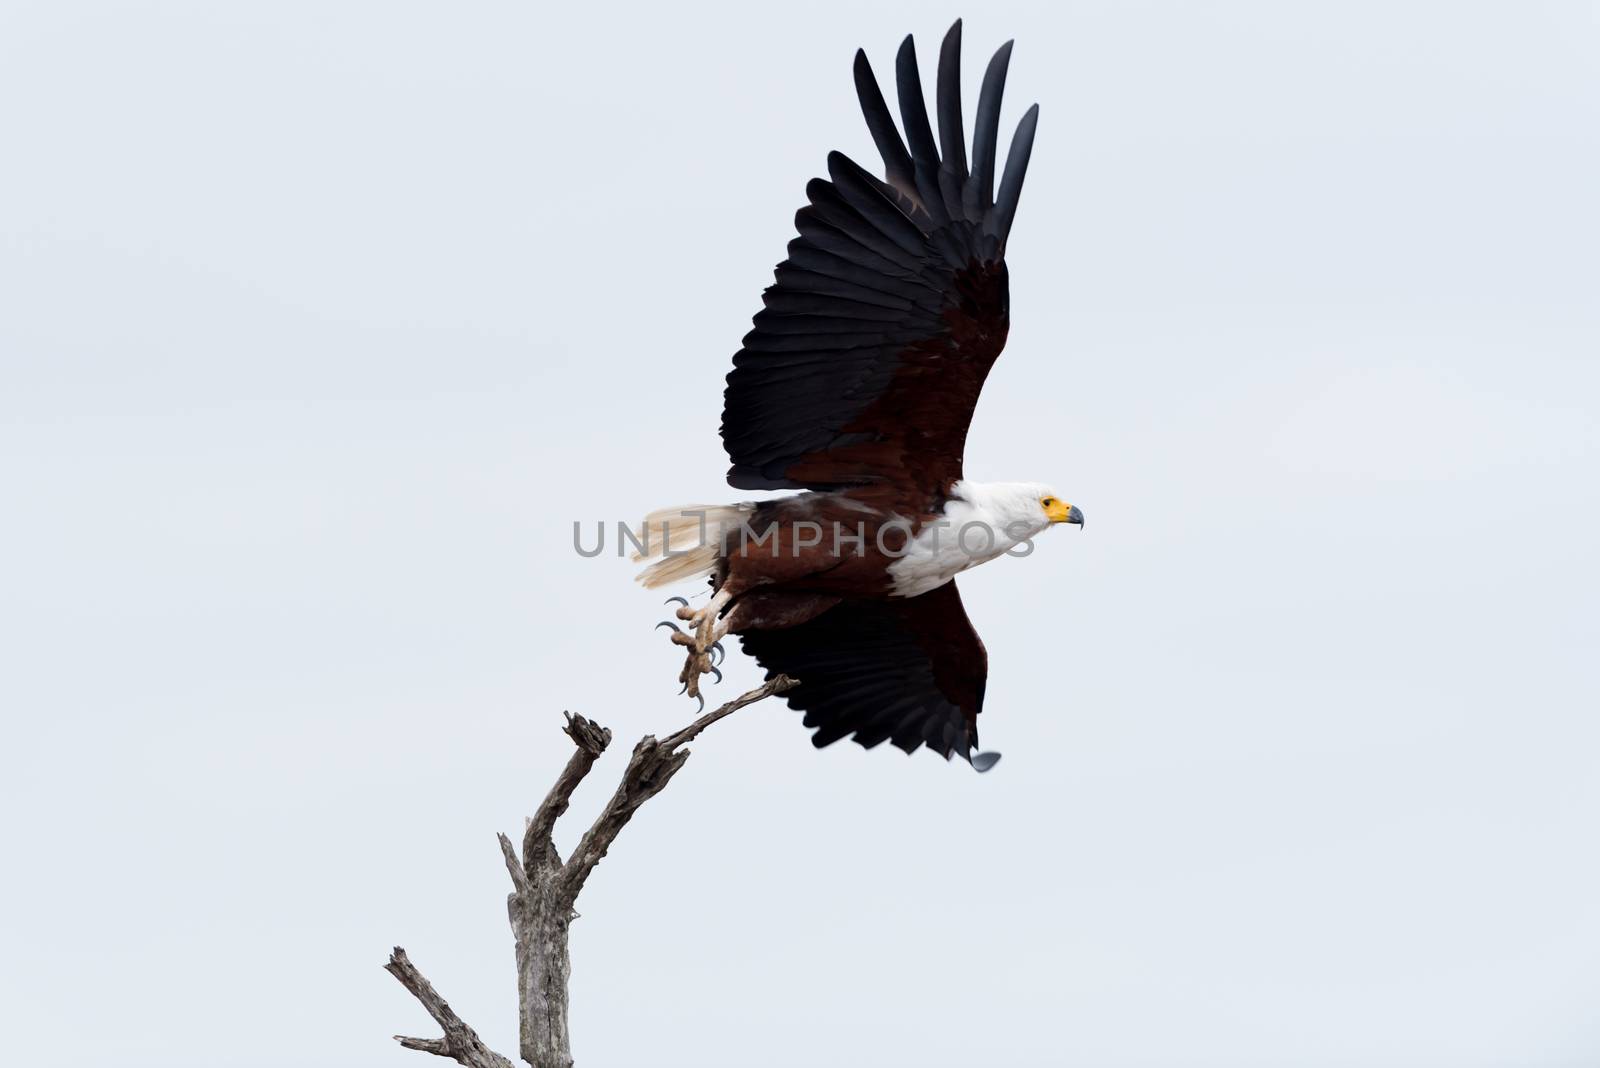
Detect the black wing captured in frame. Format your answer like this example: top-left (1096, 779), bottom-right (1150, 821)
top-left (737, 581), bottom-right (989, 762)
top-left (721, 21), bottom-right (1039, 497)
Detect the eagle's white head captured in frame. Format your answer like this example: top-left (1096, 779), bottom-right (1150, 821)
top-left (886, 480), bottom-right (1084, 597)
top-left (958, 480), bottom-right (1084, 538)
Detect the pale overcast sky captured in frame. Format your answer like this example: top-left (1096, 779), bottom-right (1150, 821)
top-left (2, 2), bottom-right (1597, 1066)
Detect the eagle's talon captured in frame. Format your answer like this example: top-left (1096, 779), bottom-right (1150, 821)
top-left (661, 587), bottom-right (732, 702)
top-left (664, 596), bottom-right (690, 608)
top-left (655, 620), bottom-right (683, 633)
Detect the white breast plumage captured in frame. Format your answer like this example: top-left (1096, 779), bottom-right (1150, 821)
top-left (886, 481), bottom-right (1046, 597)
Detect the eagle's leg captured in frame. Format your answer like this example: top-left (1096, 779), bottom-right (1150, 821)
top-left (668, 588), bottom-right (732, 700)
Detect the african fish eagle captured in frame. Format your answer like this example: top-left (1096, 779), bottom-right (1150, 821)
top-left (637, 21), bottom-right (1083, 771)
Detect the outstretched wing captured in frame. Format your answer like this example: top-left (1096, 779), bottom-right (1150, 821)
top-left (737, 581), bottom-right (988, 762)
top-left (721, 20), bottom-right (1039, 498)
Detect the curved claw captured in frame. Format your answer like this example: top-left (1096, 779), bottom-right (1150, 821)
top-left (677, 679), bottom-right (688, 695)
top-left (695, 693), bottom-right (705, 713)
top-left (655, 621), bottom-right (684, 633)
top-left (663, 596), bottom-right (690, 608)
top-left (709, 641), bottom-right (725, 666)
top-left (708, 665), bottom-right (723, 685)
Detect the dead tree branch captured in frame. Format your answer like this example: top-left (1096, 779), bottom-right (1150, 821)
top-left (384, 948), bottom-right (516, 1068)
top-left (559, 679), bottom-right (794, 900)
top-left (386, 676), bottom-right (797, 1068)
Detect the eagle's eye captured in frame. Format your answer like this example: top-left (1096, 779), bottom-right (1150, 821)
top-left (1040, 496), bottom-right (1056, 508)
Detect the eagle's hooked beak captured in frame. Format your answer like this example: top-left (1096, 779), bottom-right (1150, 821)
top-left (1045, 500), bottom-right (1085, 528)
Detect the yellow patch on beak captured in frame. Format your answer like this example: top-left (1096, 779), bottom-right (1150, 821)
top-left (1042, 498), bottom-right (1075, 524)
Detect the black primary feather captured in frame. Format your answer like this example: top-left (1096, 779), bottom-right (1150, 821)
top-left (894, 34), bottom-right (947, 225)
top-left (992, 103), bottom-right (1040, 241)
top-left (966, 39), bottom-right (1014, 218)
top-left (852, 50), bottom-right (915, 202)
top-left (935, 20), bottom-right (969, 220)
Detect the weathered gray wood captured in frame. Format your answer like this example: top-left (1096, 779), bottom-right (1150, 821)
top-left (386, 676), bottom-right (797, 1068)
top-left (385, 948), bottom-right (516, 1068)
top-left (506, 712), bottom-right (610, 1068)
top-left (557, 680), bottom-right (796, 901)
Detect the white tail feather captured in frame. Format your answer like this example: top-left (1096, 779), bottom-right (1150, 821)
top-left (632, 503), bottom-right (752, 589)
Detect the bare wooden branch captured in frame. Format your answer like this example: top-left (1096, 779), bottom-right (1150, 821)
top-left (384, 947), bottom-right (516, 1068)
top-left (388, 675), bottom-right (796, 1068)
top-left (557, 677), bottom-right (799, 904)
top-left (660, 675), bottom-right (800, 751)
top-left (497, 833), bottom-right (532, 898)
top-left (522, 713), bottom-right (611, 877)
